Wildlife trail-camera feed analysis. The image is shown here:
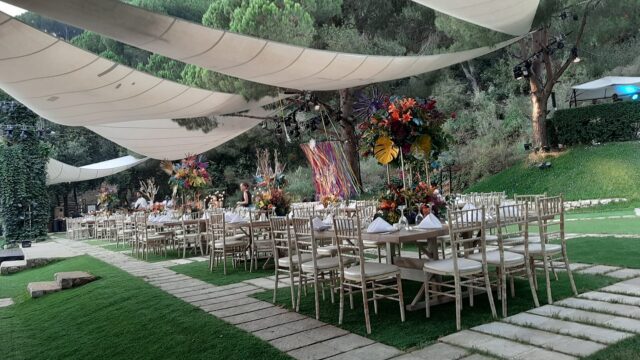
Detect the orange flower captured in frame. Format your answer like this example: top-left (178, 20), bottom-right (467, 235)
top-left (402, 112), bottom-right (413, 123)
top-left (390, 111), bottom-right (400, 121)
top-left (401, 98), bottom-right (416, 111)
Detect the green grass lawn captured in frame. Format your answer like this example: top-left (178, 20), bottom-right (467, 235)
top-left (586, 334), bottom-right (640, 359)
top-left (468, 142), bottom-right (640, 201)
top-left (565, 218), bottom-right (640, 234)
top-left (253, 272), bottom-right (616, 350)
top-left (123, 248), bottom-right (205, 263)
top-left (0, 255), bottom-right (290, 360)
top-left (171, 258), bottom-right (273, 286)
top-left (557, 236), bottom-right (640, 268)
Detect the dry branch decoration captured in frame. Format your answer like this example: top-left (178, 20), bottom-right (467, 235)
top-left (139, 178), bottom-right (158, 203)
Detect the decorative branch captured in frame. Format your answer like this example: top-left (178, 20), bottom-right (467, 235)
top-left (139, 178), bottom-right (158, 203)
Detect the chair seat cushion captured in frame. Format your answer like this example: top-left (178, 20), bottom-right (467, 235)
top-left (469, 251), bottom-right (524, 266)
top-left (423, 258), bottom-right (482, 275)
top-left (510, 243), bottom-right (561, 255)
top-left (278, 253), bottom-right (315, 268)
top-left (214, 239), bottom-right (246, 248)
top-left (504, 234), bottom-right (541, 244)
top-left (343, 262), bottom-right (399, 280)
top-left (301, 256), bottom-right (352, 272)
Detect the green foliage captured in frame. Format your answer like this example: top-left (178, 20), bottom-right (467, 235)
top-left (0, 105), bottom-right (50, 242)
top-left (548, 102), bottom-right (640, 145)
top-left (468, 142), bottom-right (640, 201)
top-left (284, 166), bottom-right (315, 201)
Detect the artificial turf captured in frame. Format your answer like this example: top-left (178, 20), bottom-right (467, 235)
top-left (171, 258), bottom-right (273, 286)
top-left (585, 334), bottom-right (640, 359)
top-left (0, 255), bottom-right (290, 360)
top-left (253, 272), bottom-right (616, 350)
top-left (558, 236), bottom-right (640, 268)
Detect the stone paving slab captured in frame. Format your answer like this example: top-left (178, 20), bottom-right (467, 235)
top-left (556, 297), bottom-right (640, 319)
top-left (0, 298), bottom-right (14, 308)
top-left (323, 343), bottom-right (403, 360)
top-left (528, 305), bottom-right (640, 334)
top-left (605, 269), bottom-right (640, 279)
top-left (440, 330), bottom-right (576, 360)
top-left (191, 292), bottom-right (256, 307)
top-left (473, 321), bottom-right (605, 357)
top-left (579, 291), bottom-right (640, 307)
top-left (621, 277), bottom-right (640, 287)
top-left (396, 343), bottom-right (468, 360)
top-left (601, 283), bottom-right (640, 296)
top-left (200, 296), bottom-right (260, 312)
top-left (285, 333), bottom-right (375, 360)
top-left (577, 265), bottom-right (622, 275)
top-left (236, 311), bottom-right (308, 332)
top-left (211, 300), bottom-right (274, 318)
top-left (180, 285), bottom-right (259, 302)
top-left (504, 312), bottom-right (632, 344)
top-left (459, 355), bottom-right (495, 360)
top-left (161, 282), bottom-right (212, 293)
top-left (243, 277), bottom-right (291, 290)
top-left (223, 306), bottom-right (290, 325)
top-left (270, 325), bottom-right (349, 352)
top-left (253, 318), bottom-right (327, 341)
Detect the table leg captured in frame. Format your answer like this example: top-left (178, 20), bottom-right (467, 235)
top-left (385, 243), bottom-right (395, 264)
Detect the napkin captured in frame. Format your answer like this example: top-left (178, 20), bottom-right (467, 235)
top-left (366, 217), bottom-right (395, 233)
top-left (312, 217), bottom-right (330, 231)
top-left (462, 203), bottom-right (477, 211)
top-left (224, 212), bottom-right (235, 222)
top-left (227, 214), bottom-right (245, 223)
top-left (417, 213), bottom-right (443, 229)
top-left (322, 214), bottom-right (333, 226)
top-left (499, 207), bottom-right (520, 219)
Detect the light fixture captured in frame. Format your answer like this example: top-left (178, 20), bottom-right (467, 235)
top-left (513, 66), bottom-right (523, 80)
top-left (571, 47), bottom-right (581, 63)
top-left (632, 93), bottom-right (639, 101)
top-left (314, 104), bottom-right (320, 111)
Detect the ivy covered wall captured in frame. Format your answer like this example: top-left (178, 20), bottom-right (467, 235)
top-left (0, 103), bottom-right (50, 244)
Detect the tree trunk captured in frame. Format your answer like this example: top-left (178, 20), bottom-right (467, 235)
top-left (63, 191), bottom-right (69, 217)
top-left (338, 88), bottom-right (363, 191)
top-left (461, 61), bottom-right (480, 96)
top-left (531, 93), bottom-right (549, 148)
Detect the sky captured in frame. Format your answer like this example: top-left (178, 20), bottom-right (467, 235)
top-left (0, 2), bottom-right (26, 16)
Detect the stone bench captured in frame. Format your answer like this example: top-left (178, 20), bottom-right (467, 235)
top-left (27, 281), bottom-right (62, 298)
top-left (54, 271), bottom-right (96, 289)
top-left (0, 260), bottom-right (28, 275)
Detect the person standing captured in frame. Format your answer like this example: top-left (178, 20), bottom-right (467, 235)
top-left (236, 182), bottom-right (252, 207)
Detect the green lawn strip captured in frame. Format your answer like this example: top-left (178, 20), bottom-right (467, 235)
top-left (83, 239), bottom-right (112, 246)
top-left (565, 218), bottom-right (640, 234)
top-left (101, 243), bottom-right (132, 252)
top-left (253, 273), bottom-right (615, 350)
top-left (565, 209), bottom-right (635, 219)
top-left (171, 258), bottom-right (273, 286)
top-left (585, 334), bottom-right (640, 360)
top-left (0, 255), bottom-right (290, 360)
top-left (553, 236), bottom-right (640, 269)
top-left (468, 142), bottom-right (640, 201)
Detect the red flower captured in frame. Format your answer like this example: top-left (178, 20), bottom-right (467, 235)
top-left (401, 98), bottom-right (416, 111)
top-left (451, 112), bottom-right (457, 119)
top-left (402, 112), bottom-right (412, 123)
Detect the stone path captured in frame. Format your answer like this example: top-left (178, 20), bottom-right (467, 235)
top-left (50, 238), bottom-right (640, 359)
top-left (0, 298), bottom-right (14, 308)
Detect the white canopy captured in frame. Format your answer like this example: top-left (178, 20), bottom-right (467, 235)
top-left (4, 0), bottom-right (524, 91)
top-left (0, 11), bottom-right (282, 127)
top-left (87, 107), bottom-right (278, 160)
top-left (571, 76), bottom-right (640, 102)
top-left (47, 155), bottom-right (148, 185)
top-left (411, 0), bottom-right (540, 36)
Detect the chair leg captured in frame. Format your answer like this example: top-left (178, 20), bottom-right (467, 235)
top-left (222, 249), bottom-right (228, 275)
top-left (339, 281), bottom-right (345, 325)
top-left (454, 274), bottom-right (462, 331)
top-left (313, 271), bottom-right (320, 319)
top-left (372, 281), bottom-right (379, 315)
top-left (349, 285), bottom-right (354, 310)
top-left (361, 280), bottom-right (372, 335)
top-left (424, 274), bottom-right (431, 318)
top-left (550, 259), bottom-right (558, 281)
top-left (273, 270), bottom-right (279, 303)
top-left (525, 258), bottom-right (540, 308)
top-left (289, 268), bottom-right (296, 310)
top-left (483, 266), bottom-right (497, 319)
top-left (563, 251), bottom-right (578, 296)
top-left (542, 255), bottom-right (553, 304)
top-left (397, 273), bottom-right (405, 322)
top-left (500, 267), bottom-right (507, 318)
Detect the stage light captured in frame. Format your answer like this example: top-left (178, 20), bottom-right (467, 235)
top-left (572, 48), bottom-right (581, 63)
top-left (632, 93), bottom-right (639, 101)
top-left (513, 66), bottom-right (523, 80)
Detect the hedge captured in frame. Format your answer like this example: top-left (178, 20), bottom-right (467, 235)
top-left (547, 101), bottom-right (640, 145)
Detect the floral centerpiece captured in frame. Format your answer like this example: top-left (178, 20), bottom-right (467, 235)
top-left (161, 154), bottom-right (211, 209)
top-left (205, 190), bottom-right (225, 209)
top-left (320, 193), bottom-right (341, 208)
top-left (256, 188), bottom-right (291, 216)
top-left (375, 181), bottom-right (446, 223)
top-left (413, 181), bottom-right (446, 218)
top-left (151, 202), bottom-right (165, 214)
top-left (97, 183), bottom-right (119, 210)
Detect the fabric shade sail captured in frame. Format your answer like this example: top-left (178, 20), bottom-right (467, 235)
top-left (87, 107), bottom-right (278, 160)
top-left (0, 11), bottom-right (283, 127)
top-left (5, 0), bottom-right (524, 91)
top-left (571, 76), bottom-right (640, 102)
top-left (47, 155), bottom-right (148, 185)
top-left (411, 0), bottom-right (540, 36)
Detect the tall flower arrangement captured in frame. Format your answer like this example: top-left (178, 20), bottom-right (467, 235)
top-left (97, 183), bottom-right (119, 210)
top-left (161, 154), bottom-right (211, 209)
top-left (253, 149), bottom-right (291, 215)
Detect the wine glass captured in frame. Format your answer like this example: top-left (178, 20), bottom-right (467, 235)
top-left (415, 203), bottom-right (424, 224)
top-left (398, 205), bottom-right (408, 230)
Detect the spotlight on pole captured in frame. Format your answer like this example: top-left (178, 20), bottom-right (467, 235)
top-left (572, 47), bottom-right (581, 63)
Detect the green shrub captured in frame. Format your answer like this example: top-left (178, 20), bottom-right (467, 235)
top-left (548, 101), bottom-right (640, 145)
top-left (285, 166), bottom-right (315, 201)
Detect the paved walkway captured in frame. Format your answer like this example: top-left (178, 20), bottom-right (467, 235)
top-left (51, 238), bottom-right (640, 359)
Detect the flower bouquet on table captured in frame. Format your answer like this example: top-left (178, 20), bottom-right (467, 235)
top-left (413, 181), bottom-right (446, 219)
top-left (97, 183), bottom-right (119, 210)
top-left (151, 202), bottom-right (165, 214)
top-left (161, 154), bottom-right (211, 208)
top-left (256, 188), bottom-right (291, 216)
top-left (320, 193), bottom-right (342, 209)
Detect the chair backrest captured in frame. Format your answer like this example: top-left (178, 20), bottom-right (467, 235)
top-left (332, 216), bottom-right (365, 279)
top-left (495, 202), bottom-right (530, 257)
top-left (134, 212), bottom-right (149, 241)
top-left (292, 206), bottom-right (315, 218)
top-left (206, 211), bottom-right (225, 245)
top-left (291, 217), bottom-right (320, 270)
top-left (269, 216), bottom-right (297, 269)
top-left (447, 206), bottom-right (488, 271)
top-left (536, 195), bottom-right (564, 244)
top-left (514, 193), bottom-right (547, 214)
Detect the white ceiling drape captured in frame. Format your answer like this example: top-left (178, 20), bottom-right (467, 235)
top-left (411, 0), bottom-right (540, 36)
top-left (0, 12), bottom-right (282, 127)
top-left (47, 155), bottom-right (148, 185)
top-left (3, 0), bottom-right (524, 91)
